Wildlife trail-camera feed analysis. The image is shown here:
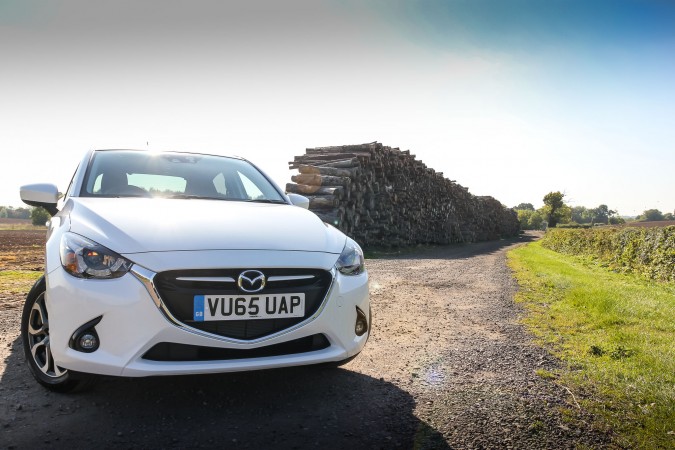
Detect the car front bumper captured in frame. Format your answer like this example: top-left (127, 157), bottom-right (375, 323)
top-left (44, 251), bottom-right (369, 377)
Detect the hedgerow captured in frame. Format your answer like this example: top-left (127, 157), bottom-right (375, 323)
top-left (540, 226), bottom-right (675, 282)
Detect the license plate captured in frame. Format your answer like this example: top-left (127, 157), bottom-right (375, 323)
top-left (193, 294), bottom-right (305, 321)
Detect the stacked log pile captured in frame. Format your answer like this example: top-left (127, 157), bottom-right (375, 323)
top-left (287, 142), bottom-right (519, 247)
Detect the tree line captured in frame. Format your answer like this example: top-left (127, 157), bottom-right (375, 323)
top-left (0, 206), bottom-right (31, 220)
top-left (514, 192), bottom-right (673, 230)
top-left (0, 206), bottom-right (50, 226)
top-left (635, 209), bottom-right (674, 222)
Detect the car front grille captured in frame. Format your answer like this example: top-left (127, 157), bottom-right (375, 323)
top-left (142, 334), bottom-right (331, 362)
top-left (153, 268), bottom-right (333, 340)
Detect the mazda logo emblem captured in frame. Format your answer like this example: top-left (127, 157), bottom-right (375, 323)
top-left (237, 270), bottom-right (266, 293)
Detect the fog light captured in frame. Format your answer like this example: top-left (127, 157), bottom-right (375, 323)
top-left (355, 307), bottom-right (368, 336)
top-left (69, 316), bottom-right (102, 353)
top-left (78, 333), bottom-right (98, 351)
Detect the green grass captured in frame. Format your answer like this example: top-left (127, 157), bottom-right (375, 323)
top-left (0, 270), bottom-right (42, 294)
top-left (508, 241), bottom-right (675, 449)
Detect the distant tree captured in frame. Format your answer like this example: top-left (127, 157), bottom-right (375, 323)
top-left (664, 212), bottom-right (674, 221)
top-left (0, 207), bottom-right (7, 218)
top-left (31, 207), bottom-right (50, 226)
top-left (529, 210), bottom-right (544, 229)
top-left (542, 191), bottom-right (569, 227)
top-left (516, 210), bottom-right (530, 229)
top-left (8, 207), bottom-right (31, 219)
top-left (642, 209), bottom-right (664, 221)
top-left (571, 206), bottom-right (592, 224)
top-left (514, 203), bottom-right (535, 211)
top-left (516, 209), bottom-right (544, 230)
top-left (606, 207), bottom-right (621, 224)
top-left (589, 204), bottom-right (615, 225)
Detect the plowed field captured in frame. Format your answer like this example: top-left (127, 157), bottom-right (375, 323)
top-left (0, 229), bottom-right (45, 271)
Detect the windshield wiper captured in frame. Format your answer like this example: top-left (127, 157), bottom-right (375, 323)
top-left (164, 195), bottom-right (286, 203)
top-left (166, 194), bottom-right (226, 200)
top-left (245, 199), bottom-right (287, 204)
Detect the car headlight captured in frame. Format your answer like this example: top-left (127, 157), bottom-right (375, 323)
top-left (60, 232), bottom-right (133, 279)
top-left (335, 238), bottom-right (365, 275)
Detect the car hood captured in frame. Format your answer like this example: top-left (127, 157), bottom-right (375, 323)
top-left (66, 198), bottom-right (346, 254)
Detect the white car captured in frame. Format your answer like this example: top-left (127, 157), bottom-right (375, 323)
top-left (20, 149), bottom-right (370, 392)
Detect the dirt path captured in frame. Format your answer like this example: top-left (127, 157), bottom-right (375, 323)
top-left (0, 233), bottom-right (609, 449)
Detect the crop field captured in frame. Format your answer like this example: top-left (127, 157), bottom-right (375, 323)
top-left (624, 220), bottom-right (675, 228)
top-left (0, 229), bottom-right (45, 271)
top-left (0, 218), bottom-right (38, 229)
top-left (0, 229), bottom-right (44, 310)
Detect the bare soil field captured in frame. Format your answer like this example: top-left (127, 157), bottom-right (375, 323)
top-left (0, 219), bottom-right (31, 225)
top-left (0, 229), bottom-right (45, 311)
top-left (0, 231), bottom-right (611, 449)
top-left (623, 220), bottom-right (675, 228)
top-left (0, 229), bottom-right (45, 271)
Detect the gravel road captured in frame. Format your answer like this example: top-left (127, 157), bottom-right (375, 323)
top-left (1, 233), bottom-right (610, 449)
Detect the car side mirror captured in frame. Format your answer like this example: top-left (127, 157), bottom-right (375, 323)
top-left (287, 193), bottom-right (310, 209)
top-left (20, 183), bottom-right (60, 216)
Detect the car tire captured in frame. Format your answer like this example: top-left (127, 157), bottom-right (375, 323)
top-left (21, 276), bottom-right (96, 393)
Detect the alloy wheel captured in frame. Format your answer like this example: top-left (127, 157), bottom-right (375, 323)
top-left (26, 293), bottom-right (67, 378)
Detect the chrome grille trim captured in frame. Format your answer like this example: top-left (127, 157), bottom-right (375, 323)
top-left (131, 265), bottom-right (162, 308)
top-left (175, 276), bottom-right (236, 283)
top-left (267, 275), bottom-right (315, 282)
top-left (132, 266), bottom-right (336, 345)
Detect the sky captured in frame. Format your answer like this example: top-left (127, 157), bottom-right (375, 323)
top-left (1, 0), bottom-right (674, 216)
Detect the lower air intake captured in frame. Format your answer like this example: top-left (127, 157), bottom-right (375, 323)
top-left (142, 334), bottom-right (330, 362)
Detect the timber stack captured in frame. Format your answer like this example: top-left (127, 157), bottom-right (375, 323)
top-left (287, 142), bottom-right (519, 247)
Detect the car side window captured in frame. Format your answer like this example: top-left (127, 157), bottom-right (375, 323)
top-left (237, 171), bottom-right (265, 200)
top-left (91, 174), bottom-right (103, 194)
top-left (213, 173), bottom-right (228, 196)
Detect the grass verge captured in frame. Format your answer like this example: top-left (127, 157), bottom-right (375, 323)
top-left (0, 270), bottom-right (42, 298)
top-left (508, 241), bottom-right (675, 449)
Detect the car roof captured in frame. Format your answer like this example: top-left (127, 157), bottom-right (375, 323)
top-left (91, 149), bottom-right (246, 161)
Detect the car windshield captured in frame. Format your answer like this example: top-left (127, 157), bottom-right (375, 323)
top-left (80, 150), bottom-right (286, 202)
